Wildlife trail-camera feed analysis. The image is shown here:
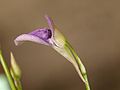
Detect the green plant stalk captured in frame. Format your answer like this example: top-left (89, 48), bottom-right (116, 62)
top-left (66, 42), bottom-right (90, 90)
top-left (71, 50), bottom-right (90, 90)
top-left (0, 50), bottom-right (16, 90)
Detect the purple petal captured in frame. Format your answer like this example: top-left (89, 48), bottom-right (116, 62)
top-left (44, 15), bottom-right (56, 39)
top-left (14, 16), bottom-right (56, 46)
top-left (45, 15), bottom-right (55, 31)
top-left (29, 28), bottom-right (52, 41)
top-left (14, 28), bottom-right (53, 46)
top-left (14, 34), bottom-right (49, 46)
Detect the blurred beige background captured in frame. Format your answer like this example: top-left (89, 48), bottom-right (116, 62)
top-left (0, 0), bottom-right (120, 90)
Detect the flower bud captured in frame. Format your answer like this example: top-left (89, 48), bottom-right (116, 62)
top-left (10, 52), bottom-right (21, 79)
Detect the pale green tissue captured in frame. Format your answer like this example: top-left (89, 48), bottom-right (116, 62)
top-left (0, 74), bottom-right (11, 90)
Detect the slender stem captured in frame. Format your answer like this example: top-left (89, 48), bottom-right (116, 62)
top-left (74, 52), bottom-right (90, 90)
top-left (72, 50), bottom-right (90, 90)
top-left (0, 50), bottom-right (16, 90)
top-left (84, 74), bottom-right (90, 90)
top-left (66, 42), bottom-right (90, 90)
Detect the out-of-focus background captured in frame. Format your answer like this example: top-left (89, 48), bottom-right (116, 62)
top-left (0, 0), bottom-right (120, 90)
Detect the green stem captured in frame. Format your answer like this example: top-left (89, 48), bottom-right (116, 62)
top-left (73, 51), bottom-right (90, 90)
top-left (66, 42), bottom-right (90, 90)
top-left (0, 50), bottom-right (16, 90)
top-left (84, 74), bottom-right (90, 90)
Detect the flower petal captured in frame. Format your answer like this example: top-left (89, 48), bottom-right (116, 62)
top-left (45, 15), bottom-right (66, 47)
top-left (45, 15), bottom-right (55, 31)
top-left (29, 28), bottom-right (52, 41)
top-left (14, 34), bottom-right (49, 46)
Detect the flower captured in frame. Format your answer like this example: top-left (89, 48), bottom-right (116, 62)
top-left (15, 15), bottom-right (66, 47)
top-left (14, 15), bottom-right (87, 83)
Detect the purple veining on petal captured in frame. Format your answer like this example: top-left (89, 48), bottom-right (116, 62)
top-left (29, 28), bottom-right (52, 41)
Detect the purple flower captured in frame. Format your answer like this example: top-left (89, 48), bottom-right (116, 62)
top-left (14, 15), bottom-right (87, 83)
top-left (15, 15), bottom-right (66, 47)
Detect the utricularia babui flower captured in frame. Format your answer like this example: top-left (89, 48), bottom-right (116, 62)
top-left (14, 15), bottom-right (90, 90)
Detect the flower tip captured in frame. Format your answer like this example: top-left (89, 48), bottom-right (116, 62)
top-left (44, 14), bottom-right (49, 19)
top-left (14, 39), bottom-right (19, 46)
top-left (14, 36), bottom-right (23, 46)
top-left (44, 15), bottom-right (54, 30)
top-left (14, 34), bottom-right (29, 46)
top-left (44, 15), bottom-right (52, 21)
